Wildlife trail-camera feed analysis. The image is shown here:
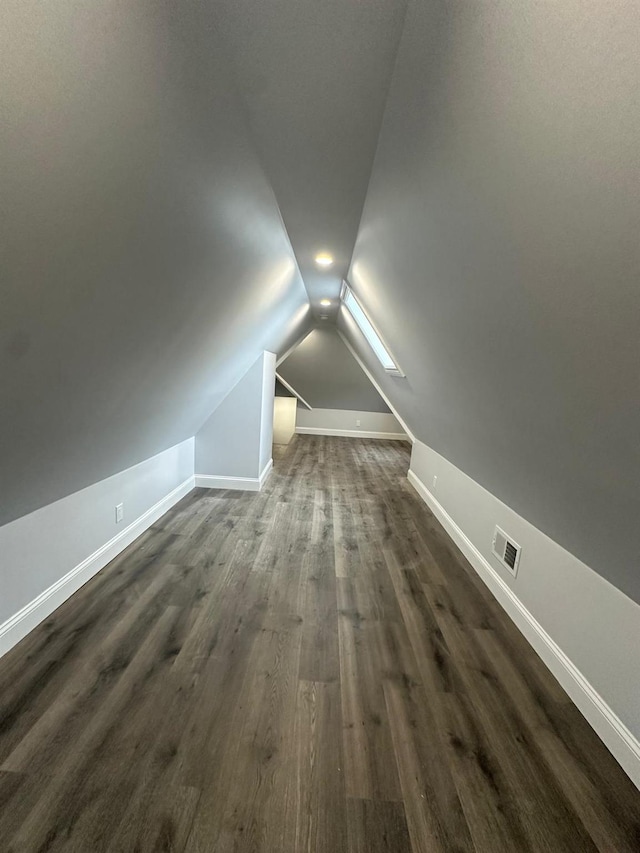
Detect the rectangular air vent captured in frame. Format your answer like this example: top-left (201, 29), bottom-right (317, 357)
top-left (492, 526), bottom-right (521, 576)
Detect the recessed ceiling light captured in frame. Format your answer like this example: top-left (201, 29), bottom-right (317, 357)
top-left (315, 253), bottom-right (334, 268)
top-left (320, 299), bottom-right (331, 307)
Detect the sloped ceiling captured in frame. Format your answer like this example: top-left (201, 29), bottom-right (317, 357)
top-left (1, 0), bottom-right (311, 525)
top-left (278, 327), bottom-right (390, 413)
top-left (214, 0), bottom-right (409, 317)
top-left (4, 0), bottom-right (636, 610)
top-left (341, 0), bottom-right (640, 603)
top-left (1, 0), bottom-right (408, 525)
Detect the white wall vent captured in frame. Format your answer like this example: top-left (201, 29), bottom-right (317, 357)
top-left (492, 526), bottom-right (521, 576)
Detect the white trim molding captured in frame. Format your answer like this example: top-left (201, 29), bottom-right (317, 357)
top-left (195, 458), bottom-right (273, 492)
top-left (296, 427), bottom-right (408, 441)
top-left (407, 467), bottom-right (640, 790)
top-left (275, 371), bottom-right (312, 410)
top-left (276, 327), bottom-right (313, 367)
top-left (340, 281), bottom-right (405, 377)
top-left (0, 475), bottom-right (195, 659)
top-left (337, 330), bottom-right (415, 443)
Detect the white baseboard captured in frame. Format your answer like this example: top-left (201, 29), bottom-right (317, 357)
top-left (407, 468), bottom-right (640, 790)
top-left (195, 458), bottom-right (273, 492)
top-left (195, 474), bottom-right (261, 491)
top-left (0, 475), bottom-right (195, 659)
top-left (259, 458), bottom-right (273, 488)
top-left (337, 331), bottom-right (416, 443)
top-left (295, 427), bottom-right (408, 441)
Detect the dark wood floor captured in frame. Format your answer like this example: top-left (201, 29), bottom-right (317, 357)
top-left (0, 436), bottom-right (638, 852)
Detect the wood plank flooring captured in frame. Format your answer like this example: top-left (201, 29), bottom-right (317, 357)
top-left (0, 435), bottom-right (638, 851)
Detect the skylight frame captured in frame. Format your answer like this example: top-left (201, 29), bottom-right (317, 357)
top-left (340, 282), bottom-right (404, 377)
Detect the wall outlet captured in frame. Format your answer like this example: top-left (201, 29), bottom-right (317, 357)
top-left (115, 503), bottom-right (124, 524)
top-left (432, 475), bottom-right (437, 489)
top-left (356, 419), bottom-right (361, 427)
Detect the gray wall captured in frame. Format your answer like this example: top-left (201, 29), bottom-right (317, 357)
top-left (196, 353), bottom-right (274, 480)
top-left (212, 0), bottom-right (409, 317)
top-left (345, 0), bottom-right (640, 602)
top-left (296, 408), bottom-right (404, 437)
top-left (0, 439), bottom-right (194, 633)
top-left (275, 380), bottom-right (295, 398)
top-left (279, 327), bottom-right (390, 413)
top-left (0, 0), bottom-right (310, 526)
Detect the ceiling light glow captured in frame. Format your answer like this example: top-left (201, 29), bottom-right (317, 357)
top-left (320, 299), bottom-right (331, 306)
top-left (315, 253), bottom-right (334, 268)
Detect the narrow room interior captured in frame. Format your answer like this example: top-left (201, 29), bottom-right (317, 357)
top-left (1, 1), bottom-right (639, 850)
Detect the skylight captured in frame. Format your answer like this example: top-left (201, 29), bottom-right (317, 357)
top-left (341, 283), bottom-right (403, 375)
